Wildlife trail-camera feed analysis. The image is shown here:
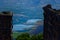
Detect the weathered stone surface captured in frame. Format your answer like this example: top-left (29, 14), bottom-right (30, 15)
top-left (43, 4), bottom-right (60, 40)
top-left (0, 12), bottom-right (12, 40)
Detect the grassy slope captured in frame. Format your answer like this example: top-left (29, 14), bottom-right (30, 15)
top-left (12, 32), bottom-right (28, 38)
top-left (12, 32), bottom-right (22, 38)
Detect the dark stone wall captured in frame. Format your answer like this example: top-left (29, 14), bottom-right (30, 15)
top-left (0, 12), bottom-right (12, 40)
top-left (43, 5), bottom-right (60, 40)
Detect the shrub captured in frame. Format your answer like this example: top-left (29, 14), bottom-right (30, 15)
top-left (16, 32), bottom-right (43, 40)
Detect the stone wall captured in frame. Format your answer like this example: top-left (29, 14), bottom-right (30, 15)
top-left (43, 4), bottom-right (60, 40)
top-left (0, 12), bottom-right (12, 40)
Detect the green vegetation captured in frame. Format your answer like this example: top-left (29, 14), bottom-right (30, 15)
top-left (12, 32), bottom-right (24, 38)
top-left (16, 32), bottom-right (43, 40)
top-left (12, 32), bottom-right (21, 38)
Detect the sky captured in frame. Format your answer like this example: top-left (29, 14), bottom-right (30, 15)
top-left (0, 0), bottom-right (60, 31)
top-left (0, 0), bottom-right (60, 24)
top-left (13, 19), bottom-right (43, 31)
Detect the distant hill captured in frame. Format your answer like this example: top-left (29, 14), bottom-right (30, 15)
top-left (29, 25), bottom-right (43, 35)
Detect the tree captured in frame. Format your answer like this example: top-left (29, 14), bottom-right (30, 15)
top-left (37, 33), bottom-right (43, 40)
top-left (16, 32), bottom-right (43, 40)
top-left (16, 33), bottom-right (30, 40)
top-left (31, 35), bottom-right (37, 40)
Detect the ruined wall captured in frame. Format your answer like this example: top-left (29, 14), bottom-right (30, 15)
top-left (43, 5), bottom-right (60, 40)
top-left (0, 12), bottom-right (12, 40)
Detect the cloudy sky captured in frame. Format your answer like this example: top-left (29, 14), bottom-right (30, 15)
top-left (0, 0), bottom-right (60, 24)
top-left (0, 0), bottom-right (60, 31)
